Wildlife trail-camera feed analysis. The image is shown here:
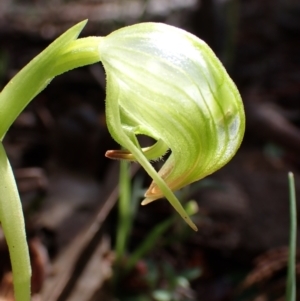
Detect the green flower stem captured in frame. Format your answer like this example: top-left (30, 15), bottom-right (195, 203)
top-left (0, 142), bottom-right (31, 301)
top-left (0, 21), bottom-right (103, 301)
top-left (115, 160), bottom-right (131, 265)
top-left (50, 37), bottom-right (103, 77)
top-left (0, 21), bottom-right (102, 140)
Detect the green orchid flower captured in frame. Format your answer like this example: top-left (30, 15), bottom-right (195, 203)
top-left (0, 20), bottom-right (244, 301)
top-left (101, 23), bottom-right (245, 231)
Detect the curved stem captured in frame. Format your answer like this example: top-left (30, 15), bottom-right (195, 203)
top-left (0, 142), bottom-right (31, 301)
top-left (0, 21), bottom-right (102, 140)
top-left (50, 37), bottom-right (103, 76)
top-left (0, 21), bottom-right (104, 301)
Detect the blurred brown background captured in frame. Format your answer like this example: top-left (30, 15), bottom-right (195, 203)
top-left (0, 0), bottom-right (300, 301)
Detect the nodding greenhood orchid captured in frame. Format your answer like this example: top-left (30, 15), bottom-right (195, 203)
top-left (102, 23), bottom-right (245, 231)
top-left (0, 21), bottom-right (244, 300)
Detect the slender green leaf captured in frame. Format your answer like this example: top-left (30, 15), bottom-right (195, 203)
top-left (286, 172), bottom-right (297, 301)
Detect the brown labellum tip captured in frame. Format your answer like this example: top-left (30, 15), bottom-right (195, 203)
top-left (105, 149), bottom-right (134, 160)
